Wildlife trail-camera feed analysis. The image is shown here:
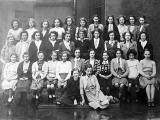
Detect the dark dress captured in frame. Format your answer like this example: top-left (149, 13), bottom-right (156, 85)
top-left (99, 60), bottom-right (112, 95)
top-left (137, 41), bottom-right (153, 60)
top-left (103, 24), bottom-right (120, 41)
top-left (90, 38), bottom-right (104, 60)
top-left (75, 39), bottom-right (90, 60)
top-left (16, 61), bottom-right (32, 92)
top-left (28, 41), bottom-right (47, 63)
top-left (58, 77), bottom-right (81, 105)
top-left (40, 29), bottom-right (50, 42)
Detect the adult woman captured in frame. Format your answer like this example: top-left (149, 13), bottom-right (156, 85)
top-left (137, 32), bottom-right (153, 60)
top-left (7, 19), bottom-right (23, 44)
top-left (84, 49), bottom-right (100, 76)
top-left (75, 30), bottom-right (90, 60)
top-left (80, 64), bottom-right (113, 110)
top-left (15, 52), bottom-right (32, 105)
top-left (16, 31), bottom-right (30, 62)
top-left (127, 16), bottom-right (138, 41)
top-left (58, 32), bottom-right (75, 58)
top-left (50, 18), bottom-right (65, 44)
top-left (117, 16), bottom-right (128, 42)
top-left (2, 53), bottom-right (19, 103)
top-left (1, 34), bottom-right (16, 64)
top-left (139, 49), bottom-right (156, 107)
top-left (103, 15), bottom-right (120, 41)
top-left (120, 32), bottom-right (137, 59)
top-left (28, 31), bottom-right (47, 63)
top-left (90, 29), bottom-right (104, 60)
top-left (57, 68), bottom-right (81, 106)
top-left (111, 49), bottom-right (128, 100)
top-left (40, 19), bottom-right (50, 42)
top-left (30, 52), bottom-right (48, 100)
top-left (104, 31), bottom-right (120, 60)
top-left (126, 49), bottom-right (140, 102)
top-left (26, 18), bottom-right (38, 43)
top-left (46, 51), bottom-right (58, 103)
top-left (88, 15), bottom-right (104, 40)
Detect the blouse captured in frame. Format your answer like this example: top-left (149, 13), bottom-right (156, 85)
top-left (47, 60), bottom-right (58, 79)
top-left (7, 28), bottom-right (23, 42)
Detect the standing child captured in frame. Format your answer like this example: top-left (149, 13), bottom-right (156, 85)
top-left (40, 19), bottom-right (50, 42)
top-left (46, 51), bottom-right (58, 103)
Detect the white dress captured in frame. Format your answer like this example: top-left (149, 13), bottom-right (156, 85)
top-left (2, 62), bottom-right (19, 90)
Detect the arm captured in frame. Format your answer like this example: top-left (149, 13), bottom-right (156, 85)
top-left (64, 61), bottom-right (72, 81)
top-left (32, 63), bottom-right (37, 80)
top-left (80, 76), bottom-right (85, 105)
top-left (40, 62), bottom-right (48, 80)
top-left (56, 62), bottom-right (62, 81)
top-left (138, 60), bottom-right (150, 78)
top-left (121, 60), bottom-right (129, 78)
top-left (111, 59), bottom-right (119, 77)
top-left (95, 60), bottom-right (101, 76)
top-left (150, 61), bottom-right (156, 78)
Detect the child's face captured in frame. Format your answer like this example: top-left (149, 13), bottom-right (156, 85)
top-left (116, 51), bottom-right (121, 58)
top-left (129, 53), bottom-right (135, 59)
top-left (8, 36), bottom-right (14, 43)
top-left (129, 17), bottom-right (135, 24)
top-left (38, 53), bottom-right (44, 61)
top-left (55, 19), bottom-right (60, 27)
top-left (94, 31), bottom-right (99, 39)
top-left (109, 33), bottom-right (114, 40)
top-left (62, 53), bottom-right (67, 62)
top-left (139, 18), bottom-right (145, 24)
top-left (73, 70), bottom-right (79, 80)
top-left (86, 67), bottom-right (92, 76)
top-left (103, 53), bottom-right (109, 61)
top-left (108, 17), bottom-right (113, 24)
top-left (144, 51), bottom-right (150, 59)
top-left (140, 33), bottom-right (146, 41)
top-left (65, 34), bottom-right (71, 42)
top-left (51, 52), bottom-right (57, 60)
top-left (93, 17), bottom-right (99, 24)
top-left (90, 51), bottom-right (95, 58)
top-left (23, 54), bottom-right (29, 62)
top-left (75, 50), bottom-right (80, 58)
top-left (50, 33), bottom-right (56, 41)
top-left (80, 20), bottom-right (86, 27)
top-left (35, 33), bottom-right (41, 40)
top-left (13, 21), bottom-right (19, 29)
top-left (125, 32), bottom-right (131, 41)
top-left (67, 18), bottom-right (72, 26)
top-left (79, 32), bottom-right (85, 39)
top-left (21, 33), bottom-right (28, 41)
top-left (10, 55), bottom-right (17, 62)
top-left (119, 17), bottom-right (125, 25)
top-left (42, 21), bottom-right (48, 29)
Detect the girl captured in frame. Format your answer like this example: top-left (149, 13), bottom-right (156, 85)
top-left (16, 31), bottom-right (30, 62)
top-left (127, 16), bottom-right (138, 41)
top-left (126, 49), bottom-right (140, 102)
top-left (50, 18), bottom-right (65, 44)
top-left (26, 18), bottom-right (38, 43)
top-left (1, 34), bottom-right (16, 64)
top-left (117, 16), bottom-right (128, 42)
top-left (57, 68), bottom-right (81, 106)
top-left (99, 51), bottom-right (112, 95)
top-left (120, 31), bottom-right (137, 59)
top-left (30, 52), bottom-right (48, 101)
top-left (75, 30), bottom-right (90, 60)
top-left (80, 64), bottom-right (113, 110)
top-left (104, 31), bottom-right (120, 60)
top-left (58, 32), bottom-right (75, 58)
top-left (56, 51), bottom-right (72, 100)
top-left (75, 17), bottom-right (88, 40)
top-left (88, 15), bottom-right (104, 40)
top-left (2, 53), bottom-right (19, 103)
top-left (46, 51), bottom-right (58, 103)
top-left (64, 16), bottom-right (76, 41)
top-left (15, 52), bottom-right (32, 105)
top-left (90, 29), bottom-right (104, 60)
top-left (111, 49), bottom-right (128, 100)
top-left (103, 15), bottom-right (120, 41)
top-left (45, 31), bottom-right (59, 60)
top-left (139, 49), bottom-right (156, 107)
top-left (28, 31), bottom-right (47, 63)
top-left (84, 49), bottom-right (100, 76)
top-left (7, 19), bottom-right (23, 44)
top-left (40, 20), bottom-right (50, 42)
top-left (137, 32), bottom-right (153, 60)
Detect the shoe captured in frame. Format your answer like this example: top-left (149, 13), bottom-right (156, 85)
top-left (52, 95), bottom-right (56, 98)
top-left (151, 102), bottom-right (155, 107)
top-left (148, 102), bottom-right (151, 107)
top-left (49, 95), bottom-right (52, 99)
top-left (8, 96), bottom-right (13, 103)
top-left (35, 95), bottom-right (39, 99)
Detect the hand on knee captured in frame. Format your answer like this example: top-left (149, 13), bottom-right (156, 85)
top-left (51, 84), bottom-right (55, 89)
top-left (114, 83), bottom-right (119, 88)
top-left (120, 84), bottom-right (124, 88)
top-left (128, 83), bottom-right (132, 87)
top-left (47, 84), bottom-right (51, 89)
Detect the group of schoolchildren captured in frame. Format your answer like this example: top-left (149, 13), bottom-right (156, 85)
top-left (0, 14), bottom-right (157, 110)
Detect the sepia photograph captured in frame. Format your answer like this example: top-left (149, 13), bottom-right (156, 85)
top-left (0, 0), bottom-right (160, 120)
